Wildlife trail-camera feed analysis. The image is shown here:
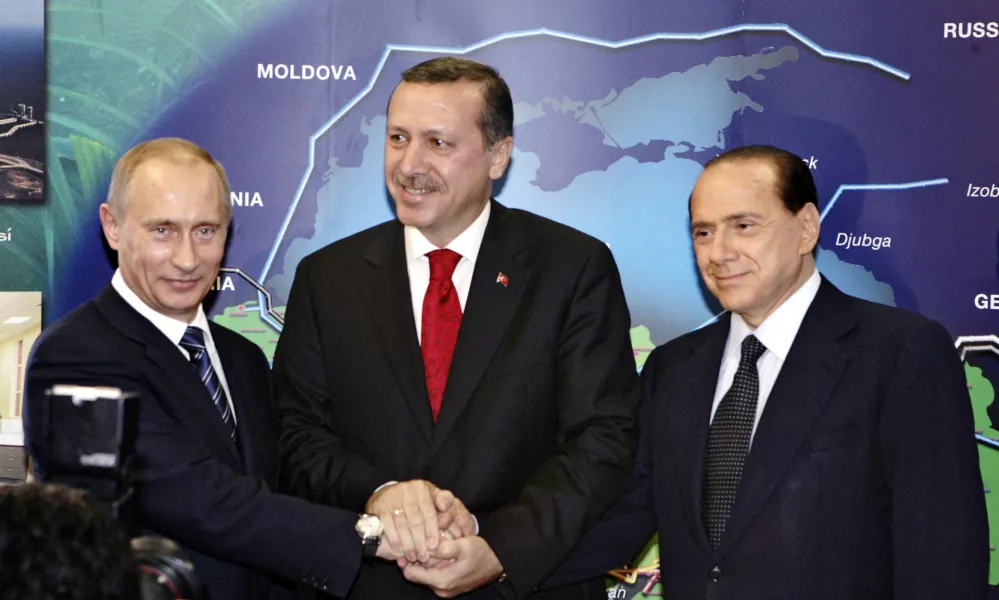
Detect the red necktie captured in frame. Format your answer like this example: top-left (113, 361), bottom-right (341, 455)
top-left (422, 249), bottom-right (463, 422)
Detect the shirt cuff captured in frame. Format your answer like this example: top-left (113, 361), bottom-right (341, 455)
top-left (372, 481), bottom-right (398, 496)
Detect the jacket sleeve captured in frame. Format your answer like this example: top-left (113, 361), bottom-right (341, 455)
top-left (540, 345), bottom-right (662, 588)
top-left (877, 318), bottom-right (989, 599)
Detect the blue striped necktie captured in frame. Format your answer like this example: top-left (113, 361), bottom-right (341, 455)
top-left (179, 326), bottom-right (236, 440)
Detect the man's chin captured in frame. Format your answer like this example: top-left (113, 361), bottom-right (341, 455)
top-left (395, 208), bottom-right (432, 230)
top-left (713, 294), bottom-right (749, 316)
top-left (157, 289), bottom-right (208, 316)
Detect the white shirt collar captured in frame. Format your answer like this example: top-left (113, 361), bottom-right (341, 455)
top-left (404, 201), bottom-right (491, 264)
top-left (726, 268), bottom-right (821, 362)
top-left (111, 269), bottom-right (211, 346)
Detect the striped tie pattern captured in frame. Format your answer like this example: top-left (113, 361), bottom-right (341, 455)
top-left (179, 326), bottom-right (236, 440)
top-left (701, 334), bottom-right (767, 550)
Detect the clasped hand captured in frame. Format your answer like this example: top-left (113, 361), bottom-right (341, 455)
top-left (367, 479), bottom-right (472, 563)
top-left (367, 480), bottom-right (504, 597)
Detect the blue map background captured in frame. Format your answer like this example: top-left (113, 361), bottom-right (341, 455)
top-left (56, 0), bottom-right (998, 343)
top-left (34, 0), bottom-right (999, 596)
top-left (57, 2), bottom-right (997, 343)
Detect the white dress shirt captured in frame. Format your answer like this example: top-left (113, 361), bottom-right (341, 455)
top-left (112, 270), bottom-right (237, 425)
top-left (709, 268), bottom-right (821, 444)
top-left (404, 201), bottom-right (491, 344)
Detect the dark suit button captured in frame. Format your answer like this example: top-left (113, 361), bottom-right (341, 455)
top-left (709, 566), bottom-right (721, 582)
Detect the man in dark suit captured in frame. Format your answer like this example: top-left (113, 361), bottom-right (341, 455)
top-left (273, 57), bottom-right (641, 599)
top-left (23, 138), bottom-right (469, 600)
top-left (547, 145), bottom-right (989, 599)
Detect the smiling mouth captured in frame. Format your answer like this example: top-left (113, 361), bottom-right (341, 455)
top-left (713, 273), bottom-right (746, 284)
top-left (404, 187), bottom-right (431, 195)
top-left (166, 279), bottom-right (200, 289)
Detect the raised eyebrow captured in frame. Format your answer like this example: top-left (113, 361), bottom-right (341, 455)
top-left (690, 220), bottom-right (713, 232)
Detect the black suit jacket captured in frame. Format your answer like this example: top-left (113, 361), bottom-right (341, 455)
top-left (273, 201), bottom-right (641, 599)
top-left (549, 278), bottom-right (989, 599)
top-left (24, 286), bottom-right (365, 600)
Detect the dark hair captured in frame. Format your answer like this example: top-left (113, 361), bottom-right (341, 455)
top-left (0, 483), bottom-right (139, 600)
top-left (400, 57), bottom-right (514, 148)
top-left (703, 145), bottom-right (818, 214)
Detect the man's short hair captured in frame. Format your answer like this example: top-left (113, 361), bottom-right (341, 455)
top-left (0, 483), bottom-right (139, 600)
top-left (703, 145), bottom-right (819, 214)
top-left (400, 57), bottom-right (514, 148)
top-left (107, 137), bottom-right (233, 223)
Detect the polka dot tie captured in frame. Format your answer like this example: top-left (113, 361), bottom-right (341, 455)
top-left (701, 334), bottom-right (767, 550)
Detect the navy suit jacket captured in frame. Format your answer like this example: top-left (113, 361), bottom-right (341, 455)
top-left (548, 278), bottom-right (989, 599)
top-left (25, 286), bottom-right (364, 600)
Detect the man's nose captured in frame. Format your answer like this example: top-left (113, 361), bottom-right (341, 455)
top-left (709, 230), bottom-right (737, 264)
top-left (172, 235), bottom-right (197, 271)
top-left (397, 141), bottom-right (427, 176)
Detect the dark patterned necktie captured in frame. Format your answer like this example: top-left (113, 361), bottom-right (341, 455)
top-left (179, 326), bottom-right (236, 440)
top-left (702, 334), bottom-right (767, 549)
top-left (421, 249), bottom-right (463, 422)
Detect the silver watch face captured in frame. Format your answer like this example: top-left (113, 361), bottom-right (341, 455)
top-left (356, 514), bottom-right (382, 538)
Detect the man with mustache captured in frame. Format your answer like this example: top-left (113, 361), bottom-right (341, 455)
top-left (273, 57), bottom-right (640, 599)
top-left (547, 145), bottom-right (989, 599)
top-left (22, 137), bottom-right (471, 600)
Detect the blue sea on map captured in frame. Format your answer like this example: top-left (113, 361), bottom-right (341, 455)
top-left (56, 0), bottom-right (999, 346)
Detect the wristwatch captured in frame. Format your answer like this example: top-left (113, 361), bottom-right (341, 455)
top-left (355, 514), bottom-right (383, 558)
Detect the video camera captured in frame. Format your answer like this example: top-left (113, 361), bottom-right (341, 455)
top-left (37, 384), bottom-right (202, 600)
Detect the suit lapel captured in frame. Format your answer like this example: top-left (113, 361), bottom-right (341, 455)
top-left (718, 279), bottom-right (854, 554)
top-left (212, 324), bottom-right (261, 477)
top-left (666, 318), bottom-right (728, 555)
top-left (359, 223), bottom-right (436, 444)
top-left (432, 202), bottom-right (530, 449)
top-left (94, 287), bottom-right (243, 468)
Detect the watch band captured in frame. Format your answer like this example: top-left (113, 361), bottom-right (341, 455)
top-left (361, 535), bottom-right (380, 559)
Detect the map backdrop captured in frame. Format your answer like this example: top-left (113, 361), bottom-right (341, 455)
top-left (1, 1), bottom-right (998, 597)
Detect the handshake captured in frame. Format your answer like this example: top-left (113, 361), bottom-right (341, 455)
top-left (366, 480), bottom-right (504, 598)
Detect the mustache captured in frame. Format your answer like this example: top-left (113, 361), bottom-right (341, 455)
top-left (393, 173), bottom-right (443, 193)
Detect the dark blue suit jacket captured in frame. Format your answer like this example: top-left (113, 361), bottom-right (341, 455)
top-left (548, 278), bottom-right (989, 599)
top-left (25, 286), bottom-right (364, 600)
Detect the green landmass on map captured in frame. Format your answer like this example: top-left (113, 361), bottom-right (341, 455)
top-left (631, 326), bottom-right (655, 369)
top-left (213, 301), bottom-right (284, 362)
top-left (605, 533), bottom-right (661, 599)
top-left (967, 362), bottom-right (999, 585)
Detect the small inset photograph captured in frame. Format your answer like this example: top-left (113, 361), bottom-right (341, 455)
top-left (0, 291), bottom-right (41, 467)
top-left (0, 0), bottom-right (44, 202)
